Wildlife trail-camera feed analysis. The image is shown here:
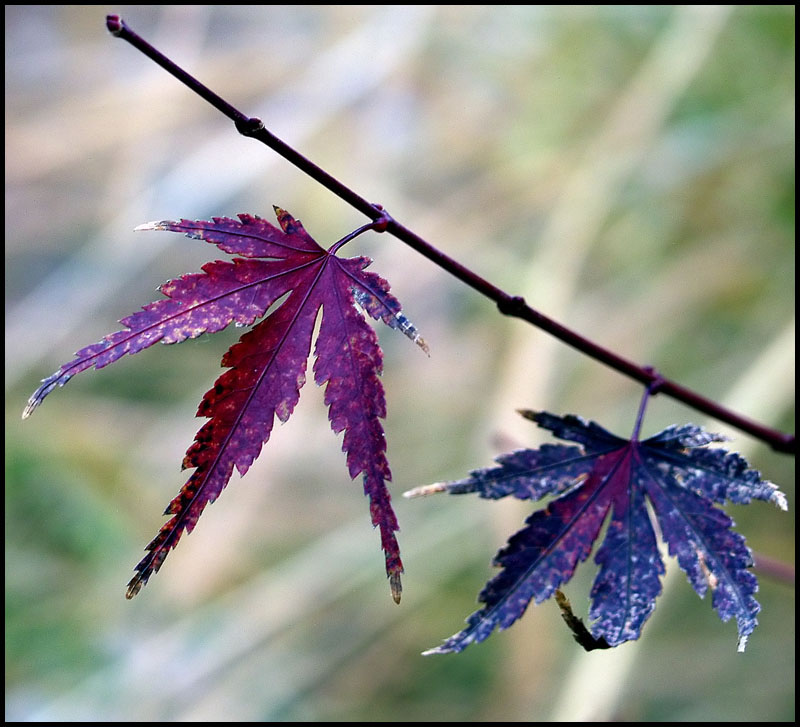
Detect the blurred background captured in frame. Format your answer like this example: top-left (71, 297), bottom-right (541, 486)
top-left (5, 5), bottom-right (794, 721)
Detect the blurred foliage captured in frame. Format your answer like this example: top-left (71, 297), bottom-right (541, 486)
top-left (5, 5), bottom-right (794, 722)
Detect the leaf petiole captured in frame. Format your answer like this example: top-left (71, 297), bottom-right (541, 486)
top-left (328, 208), bottom-right (393, 255)
top-left (631, 367), bottom-right (666, 441)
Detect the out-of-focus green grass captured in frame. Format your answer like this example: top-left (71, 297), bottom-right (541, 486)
top-left (6, 5), bottom-right (794, 722)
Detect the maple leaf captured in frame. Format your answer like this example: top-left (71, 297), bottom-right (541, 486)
top-left (24, 207), bottom-right (428, 602)
top-left (405, 406), bottom-right (787, 654)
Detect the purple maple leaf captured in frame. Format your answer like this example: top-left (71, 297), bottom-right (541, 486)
top-left (406, 402), bottom-right (787, 654)
top-left (24, 207), bottom-right (427, 602)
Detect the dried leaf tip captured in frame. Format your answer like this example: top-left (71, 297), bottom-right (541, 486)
top-left (403, 483), bottom-right (447, 498)
top-left (125, 576), bottom-right (144, 600)
top-left (737, 634), bottom-right (749, 653)
top-left (350, 288), bottom-right (430, 355)
top-left (413, 334), bottom-right (431, 357)
top-left (21, 395), bottom-right (38, 419)
top-left (389, 571), bottom-right (402, 604)
top-left (134, 221), bottom-right (170, 232)
top-left (22, 381), bottom-right (50, 419)
top-left (769, 487), bottom-right (788, 511)
top-left (391, 310), bottom-right (429, 356)
top-left (554, 589), bottom-right (611, 652)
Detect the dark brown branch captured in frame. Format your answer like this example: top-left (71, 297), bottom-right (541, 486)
top-left (106, 15), bottom-right (795, 455)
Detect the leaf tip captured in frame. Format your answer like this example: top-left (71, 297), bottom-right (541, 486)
top-left (421, 646), bottom-right (445, 656)
top-left (134, 221), bottom-right (170, 232)
top-left (403, 482), bottom-right (447, 498)
top-left (421, 637), bottom-right (461, 655)
top-left (22, 390), bottom-right (44, 419)
top-left (771, 488), bottom-right (788, 512)
top-left (272, 206), bottom-right (300, 234)
top-left (125, 574), bottom-right (145, 600)
top-left (390, 571), bottom-right (402, 604)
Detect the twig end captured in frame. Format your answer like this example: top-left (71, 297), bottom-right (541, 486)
top-left (106, 14), bottom-right (124, 36)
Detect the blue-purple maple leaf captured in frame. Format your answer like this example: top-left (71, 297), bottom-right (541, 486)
top-left (24, 207), bottom-right (427, 602)
top-left (406, 409), bottom-right (787, 654)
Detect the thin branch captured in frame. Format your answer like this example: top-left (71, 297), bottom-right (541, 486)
top-left (106, 15), bottom-right (795, 455)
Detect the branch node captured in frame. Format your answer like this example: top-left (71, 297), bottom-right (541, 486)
top-left (235, 116), bottom-right (265, 137)
top-left (497, 295), bottom-right (527, 317)
top-left (370, 204), bottom-right (392, 233)
top-left (643, 366), bottom-right (666, 395)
